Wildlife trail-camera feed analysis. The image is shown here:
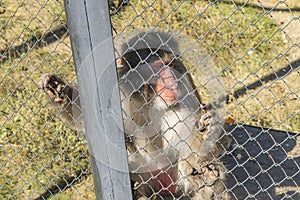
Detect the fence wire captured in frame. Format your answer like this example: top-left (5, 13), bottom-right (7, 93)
top-left (0, 0), bottom-right (299, 199)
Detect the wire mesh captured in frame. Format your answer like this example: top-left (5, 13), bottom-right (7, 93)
top-left (0, 0), bottom-right (299, 199)
top-left (0, 0), bottom-right (93, 199)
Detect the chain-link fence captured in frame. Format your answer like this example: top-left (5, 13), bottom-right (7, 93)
top-left (0, 0), bottom-right (299, 199)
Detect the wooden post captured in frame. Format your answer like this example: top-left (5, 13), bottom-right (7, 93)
top-left (63, 0), bottom-right (132, 199)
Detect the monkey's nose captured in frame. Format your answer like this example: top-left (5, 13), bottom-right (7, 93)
top-left (162, 76), bottom-right (178, 91)
top-left (159, 68), bottom-right (178, 89)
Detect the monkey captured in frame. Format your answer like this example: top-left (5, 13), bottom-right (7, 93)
top-left (39, 30), bottom-right (231, 199)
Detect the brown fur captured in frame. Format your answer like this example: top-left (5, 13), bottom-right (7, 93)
top-left (39, 31), bottom-right (231, 200)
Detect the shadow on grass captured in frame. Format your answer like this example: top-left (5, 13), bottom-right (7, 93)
top-left (33, 170), bottom-right (91, 200)
top-left (0, 24), bottom-right (68, 64)
top-left (226, 58), bottom-right (300, 103)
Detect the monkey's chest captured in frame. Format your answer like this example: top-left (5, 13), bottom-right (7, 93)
top-left (160, 111), bottom-right (197, 153)
top-left (152, 167), bottom-right (178, 195)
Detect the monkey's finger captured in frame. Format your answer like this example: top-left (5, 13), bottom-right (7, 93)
top-left (38, 73), bottom-right (51, 89)
top-left (199, 113), bottom-right (212, 128)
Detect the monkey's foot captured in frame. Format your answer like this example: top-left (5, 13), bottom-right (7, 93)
top-left (190, 161), bottom-right (227, 200)
top-left (39, 73), bottom-right (67, 104)
top-left (193, 161), bottom-right (222, 186)
top-left (201, 163), bottom-right (221, 186)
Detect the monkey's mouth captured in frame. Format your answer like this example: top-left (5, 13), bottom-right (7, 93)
top-left (157, 88), bottom-right (177, 102)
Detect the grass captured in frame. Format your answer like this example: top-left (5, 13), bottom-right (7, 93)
top-left (111, 0), bottom-right (299, 132)
top-left (0, 0), bottom-right (299, 199)
top-left (0, 0), bottom-right (93, 199)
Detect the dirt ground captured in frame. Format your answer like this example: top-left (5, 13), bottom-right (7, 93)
top-left (249, 0), bottom-right (300, 61)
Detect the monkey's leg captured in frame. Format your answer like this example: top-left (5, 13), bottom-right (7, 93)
top-left (190, 161), bottom-right (230, 200)
top-left (192, 111), bottom-right (231, 199)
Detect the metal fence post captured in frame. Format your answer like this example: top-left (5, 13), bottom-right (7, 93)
top-left (63, 0), bottom-right (132, 199)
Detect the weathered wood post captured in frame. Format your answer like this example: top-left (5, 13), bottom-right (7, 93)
top-left (63, 0), bottom-right (132, 199)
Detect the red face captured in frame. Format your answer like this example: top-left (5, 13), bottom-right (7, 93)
top-left (152, 61), bottom-right (178, 103)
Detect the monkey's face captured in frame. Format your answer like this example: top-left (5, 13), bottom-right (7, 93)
top-left (151, 60), bottom-right (178, 104)
top-left (118, 48), bottom-right (195, 110)
top-left (126, 59), bottom-right (182, 108)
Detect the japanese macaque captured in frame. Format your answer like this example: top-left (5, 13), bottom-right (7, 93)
top-left (39, 30), bottom-right (231, 199)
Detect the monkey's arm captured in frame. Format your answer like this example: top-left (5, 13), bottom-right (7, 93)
top-left (196, 109), bottom-right (226, 162)
top-left (185, 110), bottom-right (231, 199)
top-left (39, 73), bottom-right (82, 128)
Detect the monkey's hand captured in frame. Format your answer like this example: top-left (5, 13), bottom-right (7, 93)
top-left (197, 110), bottom-right (224, 161)
top-left (198, 110), bottom-right (222, 136)
top-left (39, 74), bottom-right (82, 129)
top-left (39, 73), bottom-right (70, 105)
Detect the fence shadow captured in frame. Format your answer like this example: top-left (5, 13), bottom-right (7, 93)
top-left (33, 170), bottom-right (91, 200)
top-left (0, 24), bottom-right (68, 64)
top-left (223, 124), bottom-right (300, 199)
top-left (224, 58), bottom-right (300, 103)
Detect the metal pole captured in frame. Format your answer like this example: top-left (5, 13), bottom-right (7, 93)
top-left (64, 0), bottom-right (132, 199)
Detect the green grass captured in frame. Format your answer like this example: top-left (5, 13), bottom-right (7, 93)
top-left (0, 0), bottom-right (299, 199)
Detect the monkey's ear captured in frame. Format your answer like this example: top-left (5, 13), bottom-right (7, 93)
top-left (117, 58), bottom-right (124, 65)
